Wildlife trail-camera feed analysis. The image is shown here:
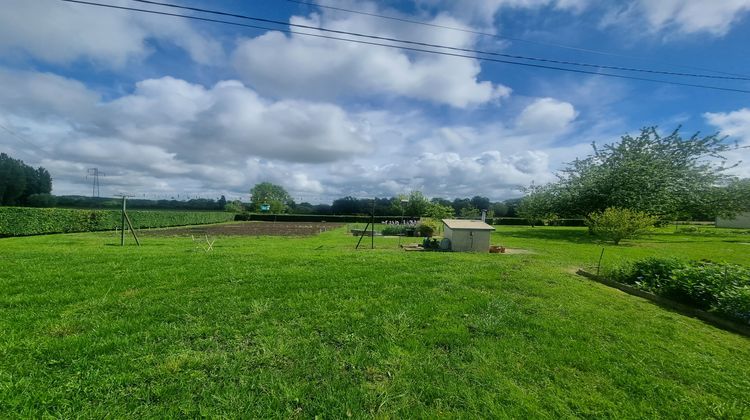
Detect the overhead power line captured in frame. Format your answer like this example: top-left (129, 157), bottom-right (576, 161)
top-left (59, 0), bottom-right (750, 94)
top-left (127, 0), bottom-right (750, 82)
top-left (283, 0), bottom-right (750, 79)
top-left (0, 122), bottom-right (49, 157)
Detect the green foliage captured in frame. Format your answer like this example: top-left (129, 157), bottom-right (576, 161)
top-left (416, 220), bottom-right (438, 237)
top-left (381, 225), bottom-right (409, 236)
top-left (610, 258), bottom-right (750, 323)
top-left (724, 178), bottom-right (750, 213)
top-left (0, 207), bottom-right (234, 236)
top-left (26, 193), bottom-right (57, 208)
top-left (0, 153), bottom-right (52, 206)
top-left (491, 202), bottom-right (509, 217)
top-left (517, 184), bottom-right (556, 227)
top-left (587, 207), bottom-right (656, 244)
top-left (425, 202), bottom-right (454, 220)
top-left (459, 205), bottom-right (481, 218)
top-left (550, 127), bottom-right (741, 220)
top-left (610, 257), bottom-right (685, 289)
top-left (224, 200), bottom-right (245, 213)
top-left (250, 182), bottom-right (292, 213)
top-left (405, 191), bottom-right (430, 217)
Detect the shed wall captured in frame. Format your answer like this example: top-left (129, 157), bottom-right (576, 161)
top-left (446, 229), bottom-right (491, 252)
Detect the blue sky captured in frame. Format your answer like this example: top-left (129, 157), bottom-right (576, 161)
top-left (1, 0), bottom-right (749, 203)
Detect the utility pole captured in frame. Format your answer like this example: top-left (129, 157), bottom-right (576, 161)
top-left (86, 168), bottom-right (105, 197)
top-left (120, 195), bottom-right (126, 246)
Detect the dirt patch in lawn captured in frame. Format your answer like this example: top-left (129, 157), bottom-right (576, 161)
top-left (142, 222), bottom-right (344, 237)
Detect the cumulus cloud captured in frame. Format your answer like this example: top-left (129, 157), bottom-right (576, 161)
top-left (602, 0), bottom-right (750, 36)
top-left (704, 108), bottom-right (750, 178)
top-left (0, 66), bottom-right (585, 201)
top-left (0, 70), bottom-right (372, 197)
top-left (232, 3), bottom-right (510, 107)
top-left (102, 78), bottom-right (372, 164)
top-left (0, 0), bottom-right (223, 67)
top-left (705, 108), bottom-right (750, 139)
top-left (0, 68), bottom-right (100, 121)
top-left (515, 97), bottom-right (578, 134)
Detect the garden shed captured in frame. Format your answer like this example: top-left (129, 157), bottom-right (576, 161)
top-left (442, 219), bottom-right (495, 252)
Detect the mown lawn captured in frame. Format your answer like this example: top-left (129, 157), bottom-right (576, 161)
top-left (1, 225), bottom-right (749, 417)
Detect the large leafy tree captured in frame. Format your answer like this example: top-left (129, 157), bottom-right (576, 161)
top-left (543, 127), bottom-right (741, 220)
top-left (517, 184), bottom-right (557, 227)
top-left (0, 153), bottom-right (52, 206)
top-left (405, 191), bottom-right (430, 217)
top-left (249, 182), bottom-right (292, 213)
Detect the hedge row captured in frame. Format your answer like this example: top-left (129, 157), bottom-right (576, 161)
top-left (0, 207), bottom-right (234, 237)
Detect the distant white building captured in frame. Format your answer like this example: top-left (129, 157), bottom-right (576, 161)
top-left (442, 219), bottom-right (495, 252)
top-left (716, 212), bottom-right (750, 228)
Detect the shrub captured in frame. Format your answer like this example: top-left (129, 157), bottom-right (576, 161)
top-left (715, 286), bottom-right (750, 323)
top-left (224, 200), bottom-right (245, 213)
top-left (610, 257), bottom-right (685, 291)
top-left (416, 223), bottom-right (435, 237)
top-left (669, 263), bottom-right (750, 312)
top-left (587, 207), bottom-right (656, 245)
top-left (608, 257), bottom-right (750, 324)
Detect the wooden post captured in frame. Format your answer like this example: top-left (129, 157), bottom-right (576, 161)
top-left (356, 222), bottom-right (370, 249)
top-left (371, 199), bottom-right (375, 249)
top-left (120, 196), bottom-right (126, 246)
top-left (124, 211), bottom-right (140, 246)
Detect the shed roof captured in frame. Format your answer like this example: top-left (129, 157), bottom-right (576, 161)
top-left (442, 219), bottom-right (495, 230)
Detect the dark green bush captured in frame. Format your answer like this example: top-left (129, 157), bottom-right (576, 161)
top-left (587, 207), bottom-right (656, 245)
top-left (0, 207), bottom-right (234, 237)
top-left (715, 286), bottom-right (750, 323)
top-left (670, 263), bottom-right (750, 313)
top-left (609, 257), bottom-right (750, 324)
top-left (416, 223), bottom-right (435, 237)
top-left (611, 257), bottom-right (685, 291)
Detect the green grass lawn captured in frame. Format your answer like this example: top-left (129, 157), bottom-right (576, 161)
top-left (1, 225), bottom-right (749, 417)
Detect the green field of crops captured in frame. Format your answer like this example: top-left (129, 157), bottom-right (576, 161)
top-left (1, 225), bottom-right (749, 417)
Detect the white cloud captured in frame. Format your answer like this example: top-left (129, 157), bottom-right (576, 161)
top-left (603, 0), bottom-right (750, 36)
top-left (0, 70), bottom-right (373, 197)
top-left (94, 77), bottom-right (373, 164)
top-left (705, 108), bottom-right (750, 139)
top-left (0, 67), bottom-right (589, 201)
top-left (0, 68), bottom-right (100, 121)
top-left (705, 108), bottom-right (750, 178)
top-left (416, 0), bottom-right (588, 27)
top-left (0, 0), bottom-right (223, 67)
top-left (232, 5), bottom-right (510, 107)
top-left (515, 97), bottom-right (578, 133)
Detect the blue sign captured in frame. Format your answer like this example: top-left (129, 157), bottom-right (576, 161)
top-left (260, 204), bottom-right (271, 212)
